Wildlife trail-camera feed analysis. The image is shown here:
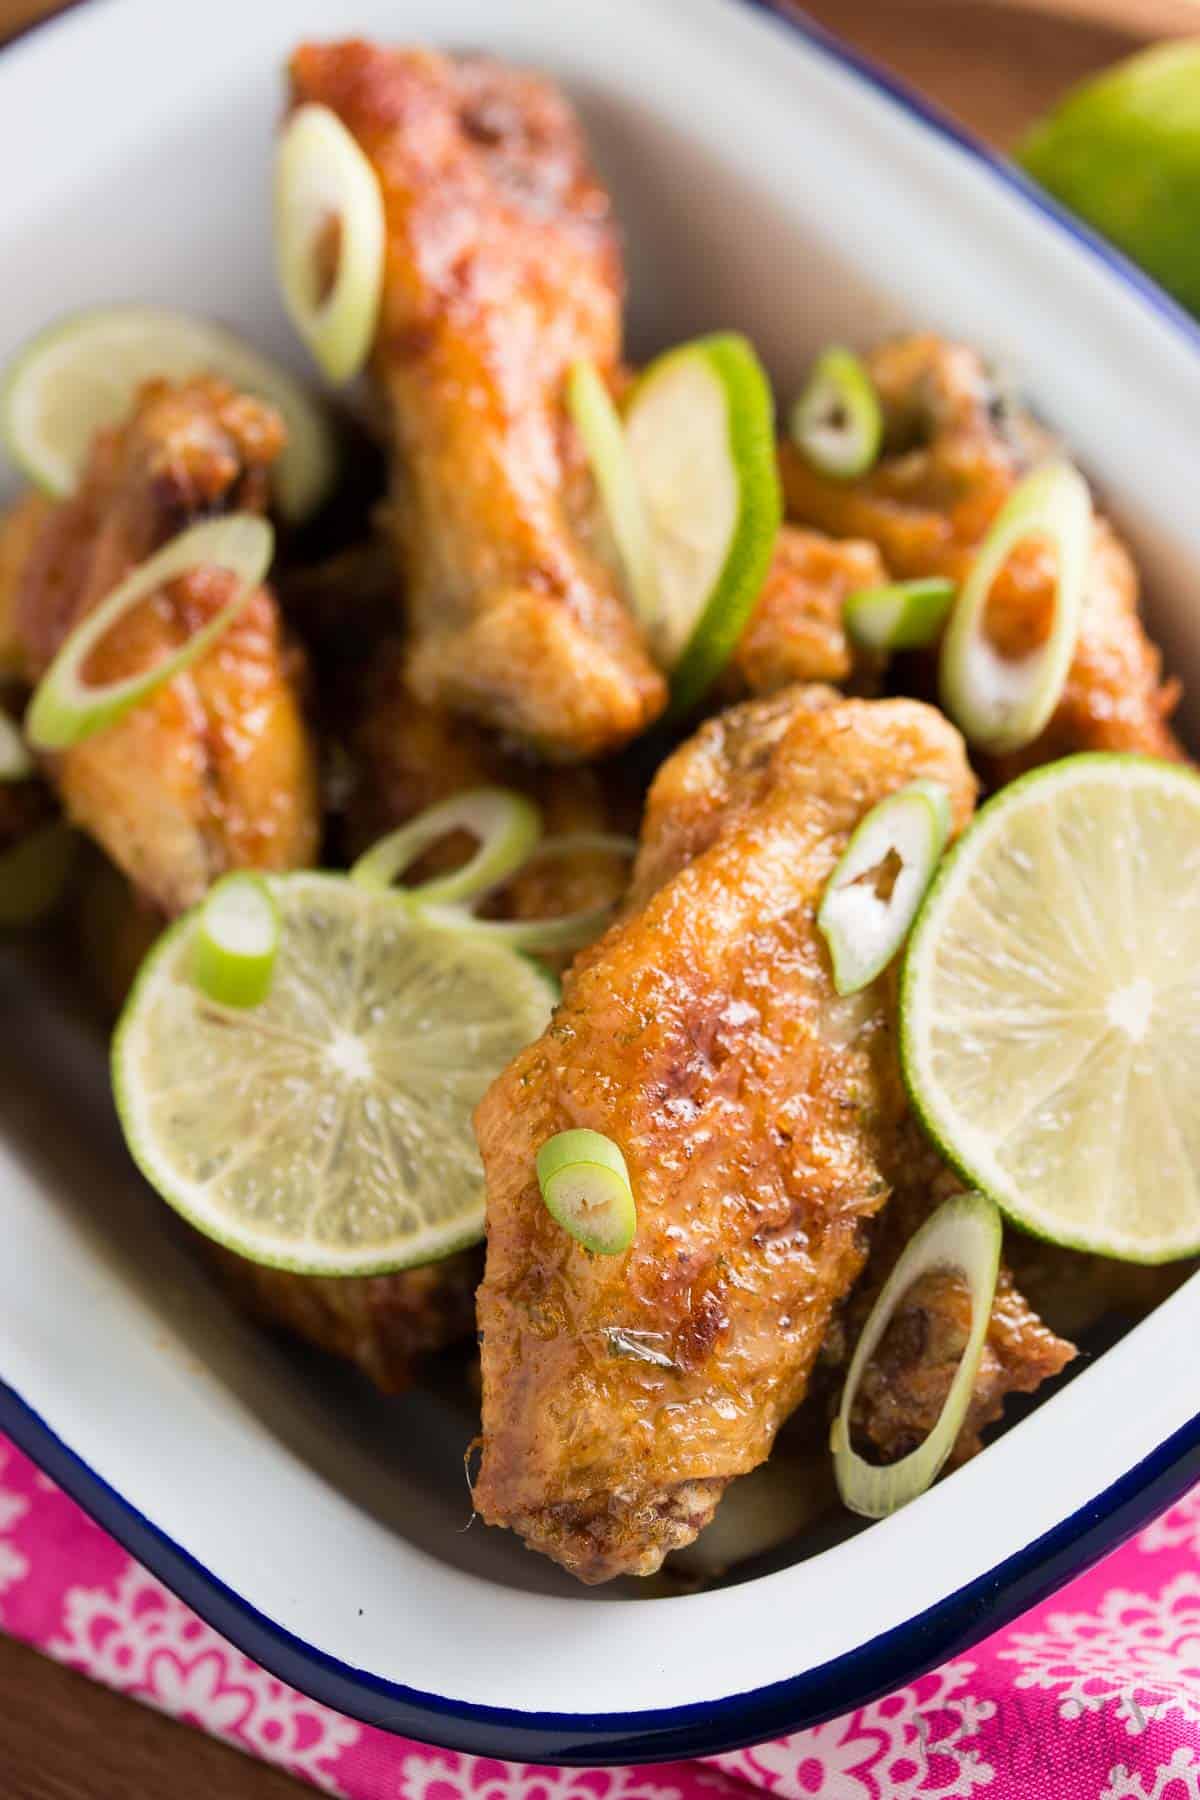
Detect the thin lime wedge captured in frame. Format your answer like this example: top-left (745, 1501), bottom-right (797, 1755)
top-left (624, 333), bottom-right (781, 715)
top-left (1, 306), bottom-right (337, 522)
top-left (902, 754), bottom-right (1200, 1262)
top-left (112, 873), bottom-right (555, 1275)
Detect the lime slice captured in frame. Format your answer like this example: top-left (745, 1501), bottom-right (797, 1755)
top-left (1, 306), bottom-right (337, 522)
top-left (1019, 42), bottom-right (1200, 319)
top-left (902, 754), bottom-right (1200, 1263)
top-left (112, 872), bottom-right (555, 1275)
top-left (624, 333), bottom-right (780, 715)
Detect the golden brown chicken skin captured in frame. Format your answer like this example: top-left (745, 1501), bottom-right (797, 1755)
top-left (472, 689), bottom-right (976, 1582)
top-left (722, 525), bottom-right (885, 699)
top-left (0, 493), bottom-right (52, 678)
top-left (288, 42), bottom-right (666, 761)
top-left (205, 1243), bottom-right (481, 1393)
top-left (780, 334), bottom-right (1184, 776)
top-left (11, 379), bottom-right (319, 914)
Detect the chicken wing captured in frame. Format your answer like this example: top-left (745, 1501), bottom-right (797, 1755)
top-left (779, 334), bottom-right (1184, 775)
top-left (721, 524), bottom-right (885, 699)
top-left (288, 42), bottom-right (666, 760)
top-left (472, 688), bottom-right (976, 1582)
top-left (0, 493), bottom-right (51, 678)
top-left (11, 378), bottom-right (320, 914)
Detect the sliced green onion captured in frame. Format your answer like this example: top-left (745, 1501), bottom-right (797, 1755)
top-left (790, 347), bottom-right (883, 480)
top-left (537, 1128), bottom-right (637, 1255)
top-left (567, 359), bottom-right (660, 634)
top-left (275, 104), bottom-right (386, 385)
top-left (190, 871), bottom-right (280, 1009)
top-left (0, 822), bottom-right (76, 928)
top-left (25, 514), bottom-right (274, 753)
top-left (410, 831), bottom-right (636, 953)
top-left (0, 712), bottom-right (34, 781)
top-left (832, 1191), bottom-right (1002, 1518)
top-left (349, 790), bottom-right (543, 908)
top-left (844, 578), bottom-right (956, 653)
top-left (940, 459), bottom-right (1092, 754)
top-left (818, 780), bottom-right (951, 995)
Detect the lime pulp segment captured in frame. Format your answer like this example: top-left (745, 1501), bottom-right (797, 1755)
top-left (901, 754), bottom-right (1200, 1262)
top-left (112, 874), bottom-right (555, 1275)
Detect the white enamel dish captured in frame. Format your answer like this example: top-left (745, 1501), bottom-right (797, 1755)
top-left (1, 0), bottom-right (1199, 1766)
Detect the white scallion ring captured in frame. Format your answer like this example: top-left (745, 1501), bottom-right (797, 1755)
top-left (832, 1190), bottom-right (1002, 1519)
top-left (940, 459), bottom-right (1092, 754)
top-left (818, 780), bottom-right (952, 995)
top-left (275, 104), bottom-right (386, 385)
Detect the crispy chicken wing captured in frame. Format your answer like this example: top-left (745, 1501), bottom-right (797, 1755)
top-left (11, 379), bottom-right (319, 914)
top-left (722, 525), bottom-right (885, 699)
top-left (288, 42), bottom-right (666, 760)
top-left (779, 334), bottom-right (1184, 775)
top-left (472, 689), bottom-right (976, 1582)
top-left (206, 1242), bottom-right (481, 1393)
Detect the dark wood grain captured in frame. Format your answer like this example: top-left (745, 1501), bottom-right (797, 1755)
top-left (0, 1634), bottom-right (311, 1799)
top-left (0, 1), bottom-right (1184, 1795)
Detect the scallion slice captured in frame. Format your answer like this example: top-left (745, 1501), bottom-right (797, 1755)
top-left (790, 347), bottom-right (883, 480)
top-left (275, 104), bottom-right (386, 385)
top-left (25, 514), bottom-right (274, 753)
top-left (191, 872), bottom-right (280, 1009)
top-left (831, 1191), bottom-right (1002, 1519)
top-left (567, 359), bottom-right (660, 635)
top-left (537, 1128), bottom-right (637, 1255)
top-left (413, 831), bottom-right (636, 953)
top-left (0, 712), bottom-right (34, 781)
top-left (844, 578), bottom-right (956, 653)
top-left (818, 780), bottom-right (951, 995)
top-left (940, 459), bottom-right (1092, 753)
top-left (349, 790), bottom-right (543, 908)
top-left (0, 822), bottom-right (76, 928)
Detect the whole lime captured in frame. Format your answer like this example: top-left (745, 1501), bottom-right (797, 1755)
top-left (1019, 41), bottom-right (1200, 318)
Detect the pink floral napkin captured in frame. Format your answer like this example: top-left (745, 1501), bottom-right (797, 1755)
top-left (1, 1433), bottom-right (1197, 1799)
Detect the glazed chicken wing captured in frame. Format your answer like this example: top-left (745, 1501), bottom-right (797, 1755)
top-left (779, 334), bottom-right (1184, 776)
top-left (288, 42), bottom-right (666, 760)
top-left (721, 524), bottom-right (885, 699)
top-left (472, 688), bottom-right (976, 1582)
top-left (11, 378), bottom-right (319, 914)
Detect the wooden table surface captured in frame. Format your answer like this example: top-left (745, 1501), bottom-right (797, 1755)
top-left (0, 0), bottom-right (1192, 1794)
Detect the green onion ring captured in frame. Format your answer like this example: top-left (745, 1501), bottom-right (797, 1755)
top-left (832, 1190), bottom-right (1002, 1518)
top-left (275, 104), bottom-right (386, 385)
top-left (818, 780), bottom-right (951, 995)
top-left (349, 789), bottom-right (543, 908)
top-left (25, 513), bottom-right (274, 753)
top-left (844, 578), bottom-right (957, 653)
top-left (0, 712), bottom-right (34, 781)
top-left (537, 1128), bottom-right (637, 1255)
top-left (0, 821), bottom-right (76, 928)
top-left (940, 459), bottom-right (1092, 753)
top-left (790, 346), bottom-right (883, 480)
top-left (190, 871), bottom-right (280, 1010)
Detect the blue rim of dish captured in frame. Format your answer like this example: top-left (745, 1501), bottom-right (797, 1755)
top-left (3, 0), bottom-right (1200, 1767)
